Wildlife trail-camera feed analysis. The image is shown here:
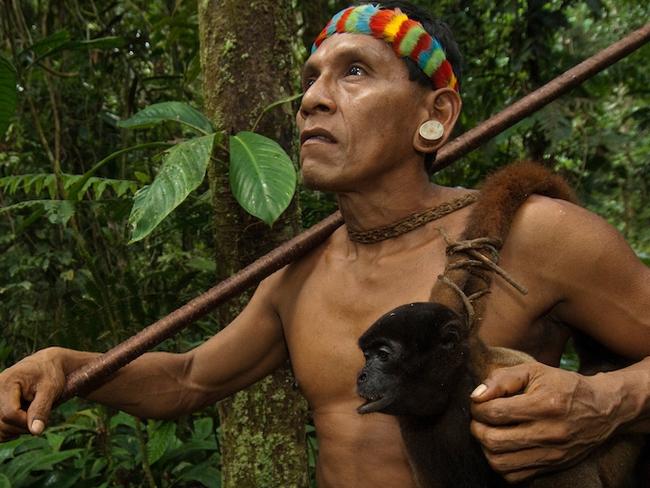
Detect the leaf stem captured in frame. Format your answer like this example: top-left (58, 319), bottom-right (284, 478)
top-left (68, 141), bottom-right (173, 200)
top-left (251, 92), bottom-right (303, 133)
top-left (134, 418), bottom-right (158, 488)
top-left (176, 120), bottom-right (211, 136)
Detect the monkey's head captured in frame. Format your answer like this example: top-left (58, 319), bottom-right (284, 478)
top-left (356, 302), bottom-right (469, 417)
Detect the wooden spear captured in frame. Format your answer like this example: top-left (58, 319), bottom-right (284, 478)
top-left (62, 22), bottom-right (650, 400)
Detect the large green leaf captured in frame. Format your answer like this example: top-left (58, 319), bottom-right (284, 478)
top-left (146, 421), bottom-right (177, 466)
top-left (0, 55), bottom-right (17, 136)
top-left (229, 131), bottom-right (296, 226)
top-left (117, 101), bottom-right (213, 135)
top-left (128, 134), bottom-right (215, 243)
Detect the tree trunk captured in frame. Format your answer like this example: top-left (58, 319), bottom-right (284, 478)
top-left (198, 1), bottom-right (308, 487)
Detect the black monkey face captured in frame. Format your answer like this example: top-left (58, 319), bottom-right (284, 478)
top-left (356, 338), bottom-right (405, 414)
top-left (357, 302), bottom-right (468, 417)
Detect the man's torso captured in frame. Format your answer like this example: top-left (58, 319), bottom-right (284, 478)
top-left (270, 194), bottom-right (571, 487)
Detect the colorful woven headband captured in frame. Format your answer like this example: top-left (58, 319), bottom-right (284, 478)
top-left (311, 4), bottom-right (459, 92)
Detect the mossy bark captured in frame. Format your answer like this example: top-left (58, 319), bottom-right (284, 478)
top-left (198, 1), bottom-right (308, 487)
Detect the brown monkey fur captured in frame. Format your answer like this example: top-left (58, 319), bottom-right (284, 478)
top-left (357, 161), bottom-right (644, 487)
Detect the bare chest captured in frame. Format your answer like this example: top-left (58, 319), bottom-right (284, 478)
top-left (281, 240), bottom-right (447, 409)
top-left (278, 228), bottom-right (567, 411)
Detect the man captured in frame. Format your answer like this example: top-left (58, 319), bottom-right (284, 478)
top-left (0, 2), bottom-right (649, 486)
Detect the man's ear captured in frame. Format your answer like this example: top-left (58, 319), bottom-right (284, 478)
top-left (413, 88), bottom-right (462, 154)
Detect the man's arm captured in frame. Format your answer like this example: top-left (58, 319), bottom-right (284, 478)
top-left (470, 196), bottom-right (650, 482)
top-left (0, 273), bottom-right (287, 440)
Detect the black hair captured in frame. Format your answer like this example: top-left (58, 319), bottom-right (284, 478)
top-left (353, 1), bottom-right (463, 174)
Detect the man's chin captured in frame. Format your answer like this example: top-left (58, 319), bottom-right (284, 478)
top-left (299, 167), bottom-right (336, 192)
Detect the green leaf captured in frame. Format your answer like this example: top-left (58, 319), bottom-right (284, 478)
top-left (229, 131), bottom-right (296, 226)
top-left (146, 421), bottom-right (177, 465)
top-left (0, 55), bottom-right (17, 136)
top-left (44, 432), bottom-right (65, 452)
top-left (128, 134), bottom-right (215, 243)
top-left (0, 473), bottom-right (10, 488)
top-left (0, 437), bottom-right (26, 463)
top-left (117, 102), bottom-right (213, 135)
top-left (177, 461), bottom-right (221, 488)
top-left (67, 141), bottom-right (172, 200)
top-left (192, 417), bottom-right (214, 441)
top-left (40, 470), bottom-right (82, 488)
top-left (108, 411), bottom-right (137, 430)
top-left (0, 200), bottom-right (74, 225)
top-left (186, 256), bottom-right (216, 273)
top-left (0, 174), bottom-right (138, 200)
top-left (45, 201), bottom-right (75, 225)
top-left (157, 439), bottom-right (217, 466)
top-left (21, 31), bottom-right (126, 65)
top-left (22, 31), bottom-right (71, 58)
top-left (4, 449), bottom-right (82, 482)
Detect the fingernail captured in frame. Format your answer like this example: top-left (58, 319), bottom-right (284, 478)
top-left (471, 384), bottom-right (487, 398)
top-left (31, 419), bottom-right (45, 435)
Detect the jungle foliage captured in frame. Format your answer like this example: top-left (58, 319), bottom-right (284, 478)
top-left (0, 0), bottom-right (648, 486)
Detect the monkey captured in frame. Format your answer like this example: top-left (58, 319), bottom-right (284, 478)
top-left (356, 162), bottom-right (645, 488)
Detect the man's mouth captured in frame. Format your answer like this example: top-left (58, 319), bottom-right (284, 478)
top-left (300, 128), bottom-right (337, 145)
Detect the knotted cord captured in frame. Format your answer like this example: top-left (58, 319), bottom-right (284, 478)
top-left (436, 228), bottom-right (528, 326)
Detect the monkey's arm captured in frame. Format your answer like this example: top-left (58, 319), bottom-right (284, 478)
top-left (0, 274), bottom-right (287, 440)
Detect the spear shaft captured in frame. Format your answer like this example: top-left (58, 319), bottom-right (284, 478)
top-left (62, 22), bottom-right (650, 400)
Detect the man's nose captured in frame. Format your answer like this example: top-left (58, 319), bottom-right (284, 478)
top-left (299, 78), bottom-right (337, 118)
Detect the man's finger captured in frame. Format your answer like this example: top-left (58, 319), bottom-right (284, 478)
top-left (26, 385), bottom-right (58, 435)
top-left (470, 420), bottom-right (529, 452)
top-left (481, 444), bottom-right (568, 475)
top-left (470, 364), bottom-right (534, 403)
top-left (502, 468), bottom-right (540, 483)
top-left (471, 393), bottom-right (555, 425)
top-left (0, 383), bottom-right (28, 429)
top-left (0, 421), bottom-right (28, 441)
top-left (470, 420), bottom-right (558, 452)
top-left (470, 419), bottom-right (573, 452)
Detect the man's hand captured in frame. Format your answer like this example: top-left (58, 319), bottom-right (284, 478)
top-left (469, 362), bottom-right (621, 483)
top-left (0, 348), bottom-right (66, 441)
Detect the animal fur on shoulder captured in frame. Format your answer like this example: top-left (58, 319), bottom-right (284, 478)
top-left (357, 162), bottom-right (643, 488)
top-left (464, 160), bottom-right (577, 242)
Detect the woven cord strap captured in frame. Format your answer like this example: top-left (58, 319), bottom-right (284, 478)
top-left (347, 193), bottom-right (478, 244)
top-left (436, 229), bottom-right (528, 327)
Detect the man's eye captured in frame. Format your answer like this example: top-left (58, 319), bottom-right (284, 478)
top-left (346, 65), bottom-right (365, 77)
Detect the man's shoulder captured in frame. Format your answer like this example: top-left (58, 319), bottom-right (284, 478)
top-left (259, 224), bottom-right (348, 297)
top-left (505, 193), bottom-right (619, 265)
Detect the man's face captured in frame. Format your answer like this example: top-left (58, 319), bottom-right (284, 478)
top-left (297, 34), bottom-right (430, 192)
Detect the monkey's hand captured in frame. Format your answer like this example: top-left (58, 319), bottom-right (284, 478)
top-left (0, 347), bottom-right (67, 441)
top-left (468, 362), bottom-right (632, 483)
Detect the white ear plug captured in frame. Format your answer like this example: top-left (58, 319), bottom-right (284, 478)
top-left (418, 120), bottom-right (444, 141)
